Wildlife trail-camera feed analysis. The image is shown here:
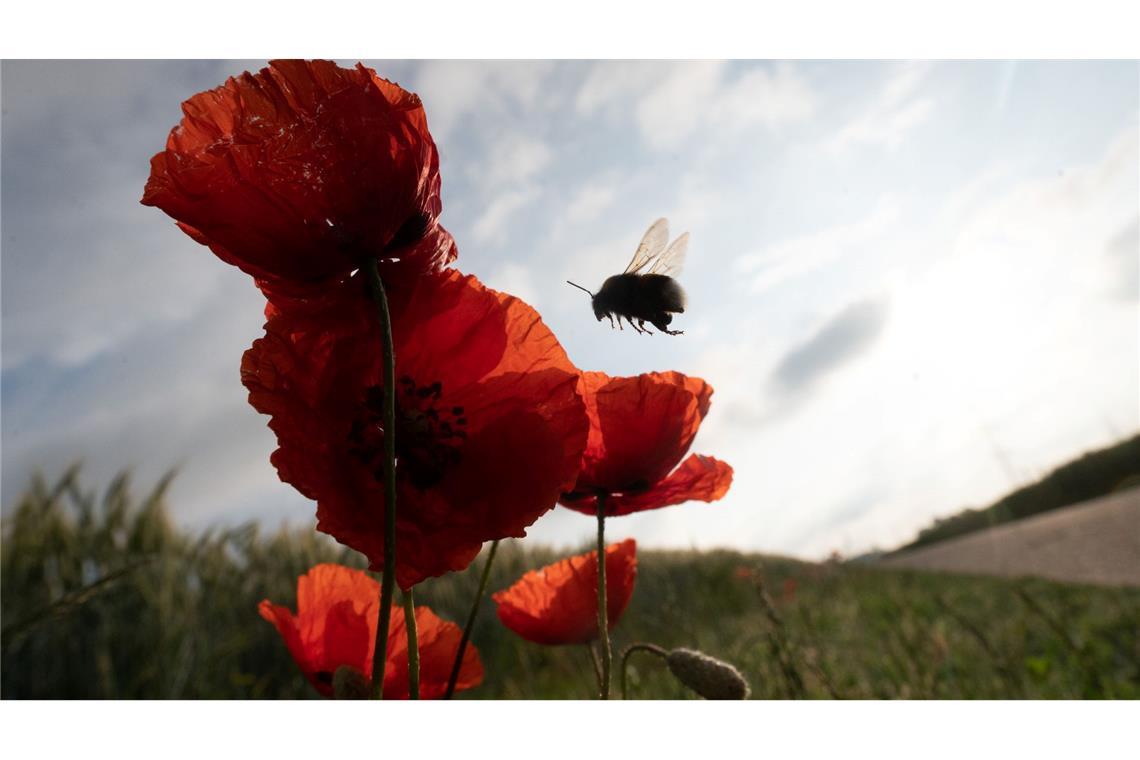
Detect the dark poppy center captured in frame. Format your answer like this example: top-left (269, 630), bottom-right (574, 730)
top-left (562, 479), bottom-right (651, 503)
top-left (347, 375), bottom-right (467, 490)
top-left (385, 211), bottom-right (431, 252)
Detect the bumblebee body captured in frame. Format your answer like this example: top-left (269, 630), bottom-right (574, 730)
top-left (592, 273), bottom-right (686, 334)
top-left (568, 218), bottom-right (690, 336)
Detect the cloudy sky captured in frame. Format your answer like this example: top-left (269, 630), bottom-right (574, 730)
top-left (2, 60), bottom-right (1137, 559)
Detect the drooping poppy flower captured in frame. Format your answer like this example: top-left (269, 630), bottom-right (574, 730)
top-left (141, 59), bottom-right (455, 294)
top-left (242, 269), bottom-right (589, 588)
top-left (493, 539), bottom-right (638, 646)
top-left (258, 563), bottom-right (483, 698)
top-left (559, 371), bottom-right (733, 517)
top-left (384, 602), bottom-right (484, 700)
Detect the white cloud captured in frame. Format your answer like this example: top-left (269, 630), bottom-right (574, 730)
top-left (703, 63), bottom-right (817, 136)
top-left (577, 61), bottom-right (817, 152)
top-left (3, 200), bottom-right (229, 369)
top-left (945, 125), bottom-right (1138, 285)
top-left (405, 63), bottom-right (562, 250)
top-left (483, 261), bottom-right (542, 309)
top-left (471, 187), bottom-right (541, 245)
top-left (475, 135), bottom-right (552, 191)
top-left (463, 134), bottom-right (552, 245)
top-left (563, 179), bottom-right (619, 225)
top-left (0, 274), bottom-right (292, 522)
top-left (574, 61), bottom-right (666, 117)
top-left (1104, 214), bottom-right (1139, 301)
top-left (410, 60), bottom-right (556, 143)
top-left (827, 61), bottom-right (936, 153)
top-left (1, 62), bottom-right (242, 371)
top-left (735, 195), bottom-right (901, 294)
top-left (632, 61), bottom-right (725, 150)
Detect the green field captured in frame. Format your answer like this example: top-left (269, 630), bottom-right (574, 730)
top-left (3, 468), bottom-right (1138, 699)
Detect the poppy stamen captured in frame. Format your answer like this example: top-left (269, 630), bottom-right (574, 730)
top-left (348, 379), bottom-right (468, 490)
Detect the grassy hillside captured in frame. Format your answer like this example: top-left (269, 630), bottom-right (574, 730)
top-left (899, 434), bottom-right (1140, 551)
top-left (3, 468), bottom-right (1139, 699)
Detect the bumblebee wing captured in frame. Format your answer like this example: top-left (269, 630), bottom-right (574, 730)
top-left (623, 218), bottom-right (669, 274)
top-left (648, 232), bottom-right (688, 278)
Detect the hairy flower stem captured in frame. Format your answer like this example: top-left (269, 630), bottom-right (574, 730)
top-left (402, 588), bottom-right (420, 699)
top-left (620, 643), bottom-right (668, 700)
top-left (596, 493), bottom-right (611, 699)
top-left (587, 645), bottom-right (605, 695)
top-left (444, 539), bottom-right (499, 699)
top-left (365, 258), bottom-right (398, 700)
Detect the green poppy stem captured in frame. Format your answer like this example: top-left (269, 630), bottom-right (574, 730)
top-left (365, 258), bottom-right (398, 700)
top-left (587, 644), bottom-right (603, 693)
top-left (620, 642), bottom-right (668, 700)
top-left (402, 587), bottom-right (419, 699)
top-left (596, 493), bottom-right (611, 699)
top-left (444, 539), bottom-right (499, 699)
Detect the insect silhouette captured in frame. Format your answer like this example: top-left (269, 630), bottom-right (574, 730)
top-left (567, 218), bottom-right (688, 336)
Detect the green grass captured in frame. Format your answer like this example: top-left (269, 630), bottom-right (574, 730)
top-left (3, 468), bottom-right (1138, 699)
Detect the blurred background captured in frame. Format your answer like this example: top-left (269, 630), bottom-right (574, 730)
top-left (2, 60), bottom-right (1138, 698)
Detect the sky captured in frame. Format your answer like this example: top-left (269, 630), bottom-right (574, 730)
top-left (2, 60), bottom-right (1137, 560)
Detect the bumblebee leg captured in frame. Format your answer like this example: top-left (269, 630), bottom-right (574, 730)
top-left (616, 315), bottom-right (624, 330)
top-left (637, 319), bottom-right (654, 335)
top-left (651, 316), bottom-right (683, 336)
top-left (607, 314), bottom-right (616, 329)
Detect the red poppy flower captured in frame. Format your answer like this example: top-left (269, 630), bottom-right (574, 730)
top-left (141, 59), bottom-right (455, 292)
top-left (559, 371), bottom-right (733, 516)
top-left (492, 539), bottom-right (638, 646)
top-left (384, 602), bottom-right (484, 700)
top-left (258, 564), bottom-right (483, 698)
top-left (242, 269), bottom-right (589, 588)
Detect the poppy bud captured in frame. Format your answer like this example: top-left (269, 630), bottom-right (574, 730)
top-left (332, 666), bottom-right (372, 700)
top-left (665, 648), bottom-right (751, 700)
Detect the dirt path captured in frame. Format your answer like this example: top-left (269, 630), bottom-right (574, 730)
top-left (881, 487), bottom-right (1140, 587)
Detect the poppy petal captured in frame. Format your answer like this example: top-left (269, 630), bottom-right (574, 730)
top-left (142, 59), bottom-right (454, 288)
top-left (383, 606), bottom-right (484, 699)
top-left (584, 372), bottom-right (711, 490)
top-left (564, 454), bottom-right (733, 517)
top-left (258, 564), bottom-right (378, 696)
top-left (257, 600), bottom-right (313, 685)
top-left (559, 370), bottom-right (729, 517)
top-left (260, 564), bottom-right (483, 698)
top-left (493, 539), bottom-right (638, 646)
